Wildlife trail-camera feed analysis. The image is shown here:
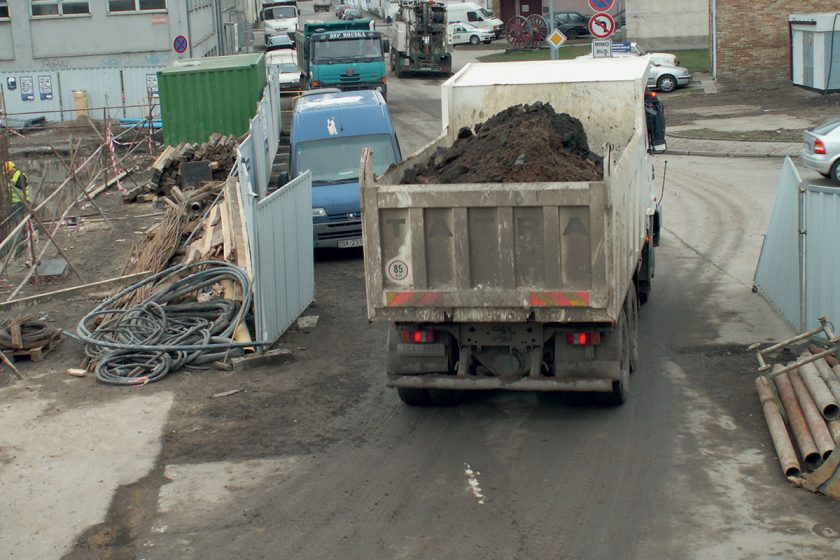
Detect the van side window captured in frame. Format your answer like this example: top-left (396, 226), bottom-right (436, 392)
top-left (467, 11), bottom-right (480, 21)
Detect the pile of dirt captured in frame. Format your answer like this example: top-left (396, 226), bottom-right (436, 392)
top-left (401, 103), bottom-right (603, 184)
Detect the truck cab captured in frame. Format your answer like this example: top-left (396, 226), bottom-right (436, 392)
top-left (291, 90), bottom-right (402, 249)
top-left (296, 21), bottom-right (390, 99)
top-left (263, 1), bottom-right (300, 42)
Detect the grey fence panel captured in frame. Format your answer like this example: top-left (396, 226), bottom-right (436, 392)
top-left (252, 172), bottom-right (315, 342)
top-left (804, 184), bottom-right (840, 329)
top-left (120, 67), bottom-right (165, 120)
top-left (0, 70), bottom-right (62, 122)
top-left (56, 67), bottom-right (124, 121)
top-left (755, 157), bottom-right (804, 330)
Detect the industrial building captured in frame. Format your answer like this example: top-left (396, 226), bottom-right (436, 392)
top-left (0, 1), bottom-right (255, 121)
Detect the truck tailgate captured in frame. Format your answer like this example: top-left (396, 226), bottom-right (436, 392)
top-left (361, 153), bottom-right (613, 324)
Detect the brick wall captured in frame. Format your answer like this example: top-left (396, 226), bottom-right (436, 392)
top-left (715, 0), bottom-right (838, 90)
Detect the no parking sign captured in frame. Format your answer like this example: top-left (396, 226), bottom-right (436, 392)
top-left (588, 0), bottom-right (614, 12)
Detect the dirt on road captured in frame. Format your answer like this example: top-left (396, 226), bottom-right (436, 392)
top-left (401, 103), bottom-right (603, 184)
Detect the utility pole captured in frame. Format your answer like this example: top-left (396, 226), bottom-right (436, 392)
top-left (549, 0), bottom-right (556, 60)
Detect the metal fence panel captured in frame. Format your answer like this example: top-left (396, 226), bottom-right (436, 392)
top-left (0, 70), bottom-right (61, 122)
top-left (120, 67), bottom-right (165, 119)
top-left (252, 172), bottom-right (315, 342)
top-left (804, 184), bottom-right (840, 329)
top-left (755, 157), bottom-right (803, 329)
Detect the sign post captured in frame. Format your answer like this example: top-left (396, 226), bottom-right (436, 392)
top-left (548, 0), bottom-right (556, 60)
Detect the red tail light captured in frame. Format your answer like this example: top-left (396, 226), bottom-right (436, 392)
top-left (566, 332), bottom-right (601, 346)
top-left (401, 329), bottom-right (435, 343)
top-left (814, 139), bottom-right (827, 155)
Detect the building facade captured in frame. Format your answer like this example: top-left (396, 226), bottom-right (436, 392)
top-left (712, 0), bottom-right (839, 90)
top-left (625, 0), bottom-right (707, 50)
top-left (0, 1), bottom-right (254, 121)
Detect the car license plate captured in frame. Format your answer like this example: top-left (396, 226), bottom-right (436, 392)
top-left (338, 238), bottom-right (363, 248)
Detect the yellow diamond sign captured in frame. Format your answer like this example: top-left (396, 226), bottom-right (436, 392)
top-left (546, 29), bottom-right (567, 49)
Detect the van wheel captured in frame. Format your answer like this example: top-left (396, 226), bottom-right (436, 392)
top-left (397, 388), bottom-right (431, 406)
top-left (603, 309), bottom-right (630, 406)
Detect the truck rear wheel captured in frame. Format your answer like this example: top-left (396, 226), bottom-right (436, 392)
top-left (603, 309), bottom-right (630, 406)
top-left (397, 387), bottom-right (431, 406)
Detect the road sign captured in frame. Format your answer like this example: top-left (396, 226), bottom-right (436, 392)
top-left (612, 41), bottom-right (632, 54)
top-left (592, 39), bottom-right (612, 58)
top-left (588, 0), bottom-right (615, 12)
top-left (173, 35), bottom-right (188, 54)
top-left (588, 13), bottom-right (615, 39)
top-left (546, 29), bottom-right (567, 49)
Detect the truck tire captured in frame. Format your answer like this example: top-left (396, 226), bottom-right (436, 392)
top-left (428, 389), bottom-right (463, 406)
top-left (603, 308), bottom-right (630, 406)
top-left (470, 35), bottom-right (480, 45)
top-left (398, 387), bottom-right (431, 406)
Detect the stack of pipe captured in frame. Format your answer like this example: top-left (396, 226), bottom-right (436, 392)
top-left (756, 349), bottom-right (840, 479)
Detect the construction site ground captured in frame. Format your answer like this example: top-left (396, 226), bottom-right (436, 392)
top-left (3, 4), bottom-right (840, 557)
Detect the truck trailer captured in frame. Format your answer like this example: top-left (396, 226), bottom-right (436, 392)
top-left (361, 57), bottom-right (662, 406)
top-left (389, 0), bottom-right (453, 77)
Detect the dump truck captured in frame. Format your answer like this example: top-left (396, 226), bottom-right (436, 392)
top-left (360, 57), bottom-right (662, 406)
top-left (388, 0), bottom-right (453, 77)
top-left (295, 21), bottom-right (390, 99)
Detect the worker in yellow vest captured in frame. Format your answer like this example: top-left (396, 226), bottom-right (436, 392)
top-left (4, 161), bottom-right (31, 208)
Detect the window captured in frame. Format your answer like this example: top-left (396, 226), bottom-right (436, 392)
top-left (0, 1), bottom-right (8, 19)
top-left (109, 0), bottom-right (166, 12)
top-left (466, 11), bottom-right (480, 22)
top-left (31, 1), bottom-right (90, 16)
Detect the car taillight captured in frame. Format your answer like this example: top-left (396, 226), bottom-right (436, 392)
top-left (401, 329), bottom-right (435, 343)
top-left (566, 332), bottom-right (601, 346)
top-left (814, 139), bottom-right (827, 154)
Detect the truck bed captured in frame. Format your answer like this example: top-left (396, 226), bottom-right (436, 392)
top-left (361, 126), bottom-right (652, 324)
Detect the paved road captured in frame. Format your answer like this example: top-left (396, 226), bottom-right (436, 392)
top-left (4, 4), bottom-right (838, 560)
top-left (133, 7), bottom-right (840, 560)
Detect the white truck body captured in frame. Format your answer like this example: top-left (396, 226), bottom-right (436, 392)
top-left (361, 58), bottom-right (659, 402)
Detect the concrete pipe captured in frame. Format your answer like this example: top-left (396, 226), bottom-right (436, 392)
top-left (798, 353), bottom-right (840, 421)
top-left (755, 376), bottom-right (801, 477)
top-left (774, 369), bottom-right (821, 469)
top-left (790, 369), bottom-right (835, 461)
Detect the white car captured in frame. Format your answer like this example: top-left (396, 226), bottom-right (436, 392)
top-left (266, 50), bottom-right (300, 90)
top-left (448, 22), bottom-right (495, 46)
top-left (577, 41), bottom-right (678, 67)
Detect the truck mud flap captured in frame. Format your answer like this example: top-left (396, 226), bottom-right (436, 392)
top-left (387, 375), bottom-right (613, 392)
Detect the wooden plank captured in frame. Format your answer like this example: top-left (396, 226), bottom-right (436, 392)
top-left (0, 271), bottom-right (152, 312)
top-left (88, 169), bottom-right (130, 199)
top-left (219, 187), bottom-right (235, 263)
top-left (233, 179), bottom-right (252, 278)
top-left (199, 205), bottom-right (220, 259)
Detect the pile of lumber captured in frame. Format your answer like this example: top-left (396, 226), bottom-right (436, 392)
top-left (125, 133), bottom-right (238, 203)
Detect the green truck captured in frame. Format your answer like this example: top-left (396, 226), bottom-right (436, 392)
top-left (295, 20), bottom-right (390, 100)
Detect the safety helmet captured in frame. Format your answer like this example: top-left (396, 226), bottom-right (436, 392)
top-left (3, 161), bottom-right (14, 174)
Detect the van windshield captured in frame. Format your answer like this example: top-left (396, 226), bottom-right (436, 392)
top-left (479, 8), bottom-right (495, 18)
top-left (295, 134), bottom-right (397, 184)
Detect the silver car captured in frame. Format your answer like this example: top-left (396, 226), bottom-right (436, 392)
top-left (802, 118), bottom-right (840, 183)
top-left (647, 63), bottom-right (692, 93)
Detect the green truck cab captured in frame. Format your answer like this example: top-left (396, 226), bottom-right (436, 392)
top-left (295, 21), bottom-right (390, 100)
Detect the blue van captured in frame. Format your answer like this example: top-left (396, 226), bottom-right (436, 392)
top-left (290, 89), bottom-right (401, 248)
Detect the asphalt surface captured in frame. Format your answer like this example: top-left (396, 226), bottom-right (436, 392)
top-left (4, 5), bottom-right (840, 560)
top-left (138, 6), bottom-right (840, 560)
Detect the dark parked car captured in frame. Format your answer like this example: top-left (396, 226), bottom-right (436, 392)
top-left (553, 11), bottom-right (590, 40)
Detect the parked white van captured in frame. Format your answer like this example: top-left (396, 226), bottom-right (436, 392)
top-left (443, 2), bottom-right (504, 37)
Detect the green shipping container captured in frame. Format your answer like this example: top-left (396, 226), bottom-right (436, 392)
top-left (158, 53), bottom-right (267, 146)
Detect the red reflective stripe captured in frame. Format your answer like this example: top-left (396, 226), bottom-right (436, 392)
top-left (386, 292), bottom-right (441, 307)
top-left (529, 291), bottom-right (590, 307)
